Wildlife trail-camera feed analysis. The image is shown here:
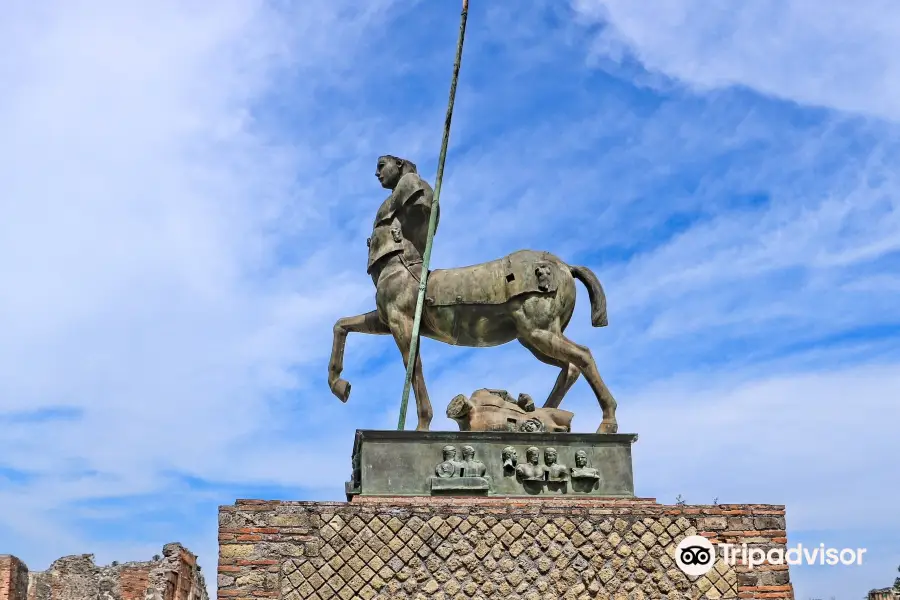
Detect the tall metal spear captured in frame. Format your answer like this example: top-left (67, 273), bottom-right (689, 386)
top-left (397, 0), bottom-right (469, 430)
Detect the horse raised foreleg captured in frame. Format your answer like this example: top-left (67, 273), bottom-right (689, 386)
top-left (387, 316), bottom-right (433, 431)
top-left (329, 310), bottom-right (390, 402)
top-left (517, 329), bottom-right (618, 433)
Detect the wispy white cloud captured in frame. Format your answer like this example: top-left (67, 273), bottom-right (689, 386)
top-left (1, 2), bottom-right (898, 599)
top-left (571, 0), bottom-right (900, 121)
top-left (0, 0), bottom-right (399, 572)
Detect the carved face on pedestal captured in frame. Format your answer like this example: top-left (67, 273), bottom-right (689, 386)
top-left (502, 446), bottom-right (517, 466)
top-left (375, 156), bottom-right (403, 189)
top-left (442, 445), bottom-right (457, 462)
top-left (575, 450), bottom-right (588, 468)
top-left (461, 446), bottom-right (475, 461)
top-left (544, 448), bottom-right (558, 466)
top-left (526, 447), bottom-right (540, 465)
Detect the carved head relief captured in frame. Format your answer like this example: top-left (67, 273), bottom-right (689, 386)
top-left (526, 446), bottom-right (540, 465)
top-left (575, 450), bottom-right (588, 468)
top-left (461, 445), bottom-right (475, 460)
top-left (501, 446), bottom-right (518, 467)
top-left (442, 445), bottom-right (457, 461)
top-left (519, 417), bottom-right (545, 433)
top-left (544, 448), bottom-right (558, 466)
top-left (535, 263), bottom-right (553, 291)
top-left (390, 218), bottom-right (403, 243)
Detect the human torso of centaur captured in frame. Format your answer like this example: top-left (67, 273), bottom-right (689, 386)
top-left (366, 172), bottom-right (437, 274)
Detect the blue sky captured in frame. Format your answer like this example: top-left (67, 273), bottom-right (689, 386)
top-left (1, 0), bottom-right (898, 597)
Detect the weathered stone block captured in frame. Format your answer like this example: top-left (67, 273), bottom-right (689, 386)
top-left (1, 544), bottom-right (207, 600)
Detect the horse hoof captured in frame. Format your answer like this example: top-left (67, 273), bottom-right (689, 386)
top-left (331, 379), bottom-right (351, 402)
top-left (597, 420), bottom-right (618, 434)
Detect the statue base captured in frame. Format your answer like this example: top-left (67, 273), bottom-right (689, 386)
top-left (430, 475), bottom-right (492, 494)
top-left (346, 429), bottom-right (638, 499)
top-left (218, 497), bottom-right (794, 600)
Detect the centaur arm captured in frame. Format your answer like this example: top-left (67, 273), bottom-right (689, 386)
top-left (390, 172), bottom-right (439, 260)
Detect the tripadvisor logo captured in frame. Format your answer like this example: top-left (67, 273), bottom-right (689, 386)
top-left (674, 535), bottom-right (868, 576)
top-left (674, 535), bottom-right (716, 576)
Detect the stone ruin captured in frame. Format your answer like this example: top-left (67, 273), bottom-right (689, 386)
top-left (0, 542), bottom-right (207, 600)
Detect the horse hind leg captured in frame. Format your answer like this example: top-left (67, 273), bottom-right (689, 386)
top-left (546, 363), bottom-right (580, 409)
top-left (521, 340), bottom-right (581, 409)
top-left (518, 329), bottom-right (618, 433)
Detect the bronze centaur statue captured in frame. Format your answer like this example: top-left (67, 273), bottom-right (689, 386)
top-left (328, 155), bottom-right (618, 433)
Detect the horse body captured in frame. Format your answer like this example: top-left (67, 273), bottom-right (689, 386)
top-left (420, 300), bottom-right (521, 347)
top-left (402, 250), bottom-right (578, 348)
top-left (330, 247), bottom-right (618, 433)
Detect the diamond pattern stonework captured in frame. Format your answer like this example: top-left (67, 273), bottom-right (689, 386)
top-left (278, 513), bottom-right (738, 600)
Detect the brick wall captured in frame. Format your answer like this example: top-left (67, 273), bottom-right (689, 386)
top-left (0, 555), bottom-right (29, 600)
top-left (119, 566), bottom-right (150, 600)
top-left (0, 543), bottom-right (208, 600)
top-left (218, 498), bottom-right (794, 600)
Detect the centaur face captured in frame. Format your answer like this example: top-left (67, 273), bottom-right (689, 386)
top-left (375, 156), bottom-right (403, 190)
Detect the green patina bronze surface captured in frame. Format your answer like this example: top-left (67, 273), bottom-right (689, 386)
top-left (345, 430), bottom-right (637, 499)
top-left (327, 153), bottom-right (620, 435)
top-left (326, 0), bottom-right (620, 435)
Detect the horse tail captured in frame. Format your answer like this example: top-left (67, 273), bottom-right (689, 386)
top-left (569, 265), bottom-right (608, 327)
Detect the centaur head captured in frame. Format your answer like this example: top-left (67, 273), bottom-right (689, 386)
top-left (375, 155), bottom-right (417, 190)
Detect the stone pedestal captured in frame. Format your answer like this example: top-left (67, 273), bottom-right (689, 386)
top-left (346, 430), bottom-right (637, 499)
top-left (217, 498), bottom-right (794, 600)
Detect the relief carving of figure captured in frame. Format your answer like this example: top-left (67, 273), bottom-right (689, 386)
top-left (516, 447), bottom-right (545, 481)
top-left (544, 447), bottom-right (568, 481)
top-left (519, 417), bottom-right (546, 433)
top-left (535, 262), bottom-right (553, 291)
top-left (461, 445), bottom-right (486, 477)
top-left (571, 449), bottom-right (600, 480)
top-left (430, 444), bottom-right (491, 493)
top-left (501, 446), bottom-right (518, 474)
top-left (435, 445), bottom-right (464, 478)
